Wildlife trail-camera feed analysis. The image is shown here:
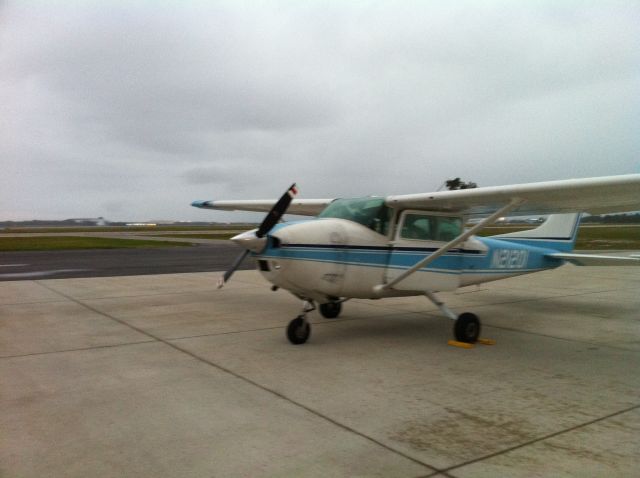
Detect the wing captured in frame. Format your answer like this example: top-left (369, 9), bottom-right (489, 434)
top-left (191, 198), bottom-right (334, 216)
top-left (386, 174), bottom-right (640, 217)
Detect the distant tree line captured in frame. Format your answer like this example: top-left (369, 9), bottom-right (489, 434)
top-left (0, 219), bottom-right (233, 228)
top-left (0, 219), bottom-right (100, 228)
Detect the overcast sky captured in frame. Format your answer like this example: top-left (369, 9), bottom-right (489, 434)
top-left (1, 1), bottom-right (639, 222)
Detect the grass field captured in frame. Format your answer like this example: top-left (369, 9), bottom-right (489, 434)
top-left (154, 225), bottom-right (640, 249)
top-left (152, 233), bottom-right (239, 240)
top-left (575, 226), bottom-right (640, 250)
top-left (0, 225), bottom-right (637, 251)
top-left (0, 225), bottom-right (255, 234)
top-left (0, 237), bottom-right (192, 252)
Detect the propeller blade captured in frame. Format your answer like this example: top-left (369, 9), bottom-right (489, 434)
top-left (218, 184), bottom-right (297, 288)
top-left (256, 183), bottom-right (298, 238)
top-left (217, 249), bottom-right (250, 289)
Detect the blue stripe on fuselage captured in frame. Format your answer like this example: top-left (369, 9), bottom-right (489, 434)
top-left (257, 235), bottom-right (563, 275)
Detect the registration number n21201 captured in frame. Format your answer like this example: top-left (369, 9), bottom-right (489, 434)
top-left (491, 249), bottom-right (529, 269)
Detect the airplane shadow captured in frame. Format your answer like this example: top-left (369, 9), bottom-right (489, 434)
top-left (313, 313), bottom-right (450, 346)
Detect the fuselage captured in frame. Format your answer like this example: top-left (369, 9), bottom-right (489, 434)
top-left (252, 217), bottom-right (563, 302)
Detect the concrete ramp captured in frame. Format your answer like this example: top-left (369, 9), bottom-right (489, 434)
top-left (1, 265), bottom-right (639, 477)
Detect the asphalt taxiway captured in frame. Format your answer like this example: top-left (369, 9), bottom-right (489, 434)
top-left (0, 243), bottom-right (252, 280)
top-left (1, 262), bottom-right (639, 477)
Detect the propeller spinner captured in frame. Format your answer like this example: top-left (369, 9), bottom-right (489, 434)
top-left (217, 183), bottom-right (298, 289)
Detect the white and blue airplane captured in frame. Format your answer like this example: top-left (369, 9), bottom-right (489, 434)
top-left (192, 174), bottom-right (640, 345)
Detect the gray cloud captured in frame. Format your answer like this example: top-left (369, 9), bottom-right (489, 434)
top-left (1, 1), bottom-right (638, 221)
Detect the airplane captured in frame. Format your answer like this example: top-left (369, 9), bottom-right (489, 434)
top-left (191, 174), bottom-right (640, 345)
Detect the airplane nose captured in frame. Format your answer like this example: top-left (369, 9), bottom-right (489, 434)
top-left (231, 229), bottom-right (267, 253)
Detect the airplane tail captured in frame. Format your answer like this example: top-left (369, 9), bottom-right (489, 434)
top-left (490, 213), bottom-right (581, 252)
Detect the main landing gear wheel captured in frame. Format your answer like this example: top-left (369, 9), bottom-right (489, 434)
top-left (319, 301), bottom-right (342, 319)
top-left (454, 313), bottom-right (481, 343)
top-left (287, 316), bottom-right (311, 345)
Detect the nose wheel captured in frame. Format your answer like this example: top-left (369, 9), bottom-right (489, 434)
top-left (287, 316), bottom-right (311, 344)
top-left (286, 300), bottom-right (315, 345)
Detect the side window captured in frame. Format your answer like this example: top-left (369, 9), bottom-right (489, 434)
top-left (435, 216), bottom-right (462, 242)
top-left (400, 214), bottom-right (462, 242)
top-left (401, 214), bottom-right (434, 240)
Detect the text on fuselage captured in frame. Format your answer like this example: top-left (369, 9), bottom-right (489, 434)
top-left (491, 249), bottom-right (529, 269)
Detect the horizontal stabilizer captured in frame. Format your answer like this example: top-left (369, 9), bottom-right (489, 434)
top-left (547, 253), bottom-right (640, 266)
top-left (491, 213), bottom-right (580, 252)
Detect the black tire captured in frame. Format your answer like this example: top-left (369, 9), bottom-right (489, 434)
top-left (286, 316), bottom-right (311, 344)
top-left (319, 301), bottom-right (342, 319)
top-left (454, 313), bottom-right (480, 343)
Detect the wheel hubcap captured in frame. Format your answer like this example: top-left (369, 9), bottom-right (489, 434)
top-left (465, 322), bottom-right (477, 338)
top-left (295, 325), bottom-right (307, 339)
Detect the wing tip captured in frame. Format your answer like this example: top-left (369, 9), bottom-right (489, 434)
top-left (191, 200), bottom-right (212, 208)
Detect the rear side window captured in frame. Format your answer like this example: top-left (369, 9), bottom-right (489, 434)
top-left (436, 216), bottom-right (462, 242)
top-left (400, 214), bottom-right (461, 242)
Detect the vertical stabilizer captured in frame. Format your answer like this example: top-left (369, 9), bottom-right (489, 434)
top-left (491, 213), bottom-right (581, 252)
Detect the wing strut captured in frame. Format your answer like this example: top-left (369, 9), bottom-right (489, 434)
top-left (373, 198), bottom-right (525, 294)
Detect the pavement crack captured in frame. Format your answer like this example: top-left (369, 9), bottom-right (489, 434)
top-left (166, 339), bottom-right (440, 473)
top-left (35, 280), bottom-right (440, 474)
top-left (440, 404), bottom-right (640, 474)
top-left (479, 323), bottom-right (639, 352)
top-left (0, 340), bottom-right (156, 360)
top-left (0, 298), bottom-right (68, 306)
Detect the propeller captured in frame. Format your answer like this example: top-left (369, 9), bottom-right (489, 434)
top-left (217, 183), bottom-right (298, 289)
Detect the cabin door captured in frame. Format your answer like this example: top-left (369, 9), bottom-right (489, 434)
top-left (385, 211), bottom-right (462, 292)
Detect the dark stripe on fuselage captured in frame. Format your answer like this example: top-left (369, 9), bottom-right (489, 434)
top-left (497, 237), bottom-right (573, 241)
top-left (280, 243), bottom-right (483, 254)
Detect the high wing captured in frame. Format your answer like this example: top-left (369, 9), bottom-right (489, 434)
top-left (191, 198), bottom-right (334, 216)
top-left (386, 174), bottom-right (640, 217)
top-left (192, 174), bottom-right (640, 217)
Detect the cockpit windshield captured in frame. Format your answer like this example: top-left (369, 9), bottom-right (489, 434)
top-left (318, 197), bottom-right (392, 236)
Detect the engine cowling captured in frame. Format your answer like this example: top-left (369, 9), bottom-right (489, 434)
top-left (254, 218), bottom-right (389, 300)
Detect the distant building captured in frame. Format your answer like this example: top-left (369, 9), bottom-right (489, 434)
top-left (71, 217), bottom-right (107, 226)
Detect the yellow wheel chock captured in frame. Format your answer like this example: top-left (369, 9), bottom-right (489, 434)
top-left (478, 338), bottom-right (496, 345)
top-left (447, 338), bottom-right (496, 348)
top-left (447, 340), bottom-right (474, 349)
